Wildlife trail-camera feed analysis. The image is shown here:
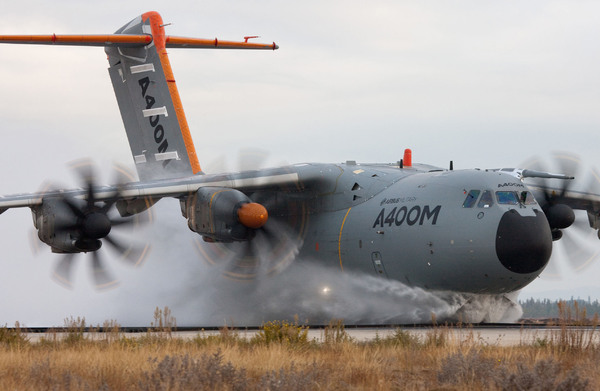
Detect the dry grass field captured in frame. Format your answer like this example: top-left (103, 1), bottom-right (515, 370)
top-left (0, 305), bottom-right (598, 390)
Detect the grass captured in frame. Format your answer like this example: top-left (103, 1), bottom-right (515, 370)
top-left (0, 304), bottom-right (598, 390)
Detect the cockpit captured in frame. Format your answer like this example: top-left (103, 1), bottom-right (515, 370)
top-left (462, 190), bottom-right (537, 208)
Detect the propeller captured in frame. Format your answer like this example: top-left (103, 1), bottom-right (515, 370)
top-left (195, 149), bottom-right (306, 280)
top-left (198, 217), bottom-right (303, 280)
top-left (49, 160), bottom-right (151, 289)
top-left (522, 152), bottom-right (600, 278)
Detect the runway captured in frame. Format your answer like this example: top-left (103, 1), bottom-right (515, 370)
top-left (22, 324), bottom-right (599, 346)
top-left (175, 326), bottom-right (595, 347)
top-left (166, 327), bottom-right (527, 346)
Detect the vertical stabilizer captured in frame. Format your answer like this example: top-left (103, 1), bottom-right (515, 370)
top-left (105, 12), bottom-right (201, 181)
top-left (0, 11), bottom-right (278, 181)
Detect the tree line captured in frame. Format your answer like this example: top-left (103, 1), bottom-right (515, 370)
top-left (519, 297), bottom-right (600, 319)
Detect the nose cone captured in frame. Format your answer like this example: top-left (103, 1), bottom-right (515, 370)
top-left (82, 212), bottom-right (112, 239)
top-left (237, 202), bottom-right (269, 229)
top-left (496, 209), bottom-right (552, 274)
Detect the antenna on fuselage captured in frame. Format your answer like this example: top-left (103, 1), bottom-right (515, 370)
top-left (403, 149), bottom-right (412, 167)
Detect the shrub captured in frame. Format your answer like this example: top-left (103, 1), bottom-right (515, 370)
top-left (139, 350), bottom-right (249, 391)
top-left (192, 325), bottom-right (245, 347)
top-left (323, 319), bottom-right (352, 345)
top-left (149, 306), bottom-right (177, 337)
top-left (372, 328), bottom-right (420, 348)
top-left (495, 359), bottom-right (589, 391)
top-left (424, 325), bottom-right (448, 348)
top-left (252, 318), bottom-right (308, 346)
top-left (63, 316), bottom-right (86, 346)
top-left (259, 362), bottom-right (327, 391)
top-left (101, 319), bottom-right (121, 344)
top-left (437, 350), bottom-right (497, 387)
top-left (0, 321), bottom-right (29, 348)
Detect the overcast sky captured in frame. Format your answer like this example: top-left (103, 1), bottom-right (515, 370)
top-left (0, 1), bottom-right (599, 326)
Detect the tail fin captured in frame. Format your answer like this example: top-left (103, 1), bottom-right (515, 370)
top-left (0, 11), bottom-right (278, 181)
top-left (106, 12), bottom-right (200, 181)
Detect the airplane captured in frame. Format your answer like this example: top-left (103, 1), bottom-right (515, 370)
top-left (1, 11), bottom-right (599, 318)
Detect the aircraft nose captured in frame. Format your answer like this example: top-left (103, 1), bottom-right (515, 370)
top-left (495, 209), bottom-right (552, 274)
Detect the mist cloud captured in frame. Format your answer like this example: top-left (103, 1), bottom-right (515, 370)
top-left (112, 200), bottom-right (522, 326)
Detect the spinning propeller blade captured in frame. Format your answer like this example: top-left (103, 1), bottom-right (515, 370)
top-left (196, 149), bottom-right (305, 280)
top-left (523, 152), bottom-right (600, 278)
top-left (47, 161), bottom-right (151, 289)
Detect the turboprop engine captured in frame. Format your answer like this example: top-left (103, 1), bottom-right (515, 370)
top-left (182, 187), bottom-right (268, 242)
top-left (32, 198), bottom-right (89, 253)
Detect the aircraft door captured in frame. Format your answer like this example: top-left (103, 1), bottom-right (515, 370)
top-left (371, 251), bottom-right (388, 277)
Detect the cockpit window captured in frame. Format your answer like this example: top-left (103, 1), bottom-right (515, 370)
top-left (462, 190), bottom-right (481, 208)
top-left (496, 191), bottom-right (519, 205)
top-left (520, 191), bottom-right (537, 205)
top-left (477, 190), bottom-right (494, 208)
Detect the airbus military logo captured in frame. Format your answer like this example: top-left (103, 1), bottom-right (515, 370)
top-left (498, 183), bottom-right (524, 188)
top-left (380, 196), bottom-right (416, 206)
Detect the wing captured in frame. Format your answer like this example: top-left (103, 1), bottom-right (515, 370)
top-left (0, 166), bottom-right (303, 288)
top-left (0, 167), bottom-right (304, 211)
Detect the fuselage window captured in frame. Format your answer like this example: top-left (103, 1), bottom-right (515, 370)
top-left (477, 190), bottom-right (494, 208)
top-left (496, 191), bottom-right (519, 205)
top-left (462, 190), bottom-right (481, 208)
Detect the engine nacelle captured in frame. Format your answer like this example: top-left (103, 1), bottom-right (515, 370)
top-left (183, 187), bottom-right (253, 242)
top-left (544, 203), bottom-right (575, 230)
top-left (31, 198), bottom-right (98, 253)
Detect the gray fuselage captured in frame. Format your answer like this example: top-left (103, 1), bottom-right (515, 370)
top-left (282, 162), bottom-right (551, 294)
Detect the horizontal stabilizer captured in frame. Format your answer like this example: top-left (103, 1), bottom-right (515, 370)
top-left (165, 36), bottom-right (278, 50)
top-left (0, 34), bottom-right (278, 50)
top-left (0, 34), bottom-right (152, 47)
